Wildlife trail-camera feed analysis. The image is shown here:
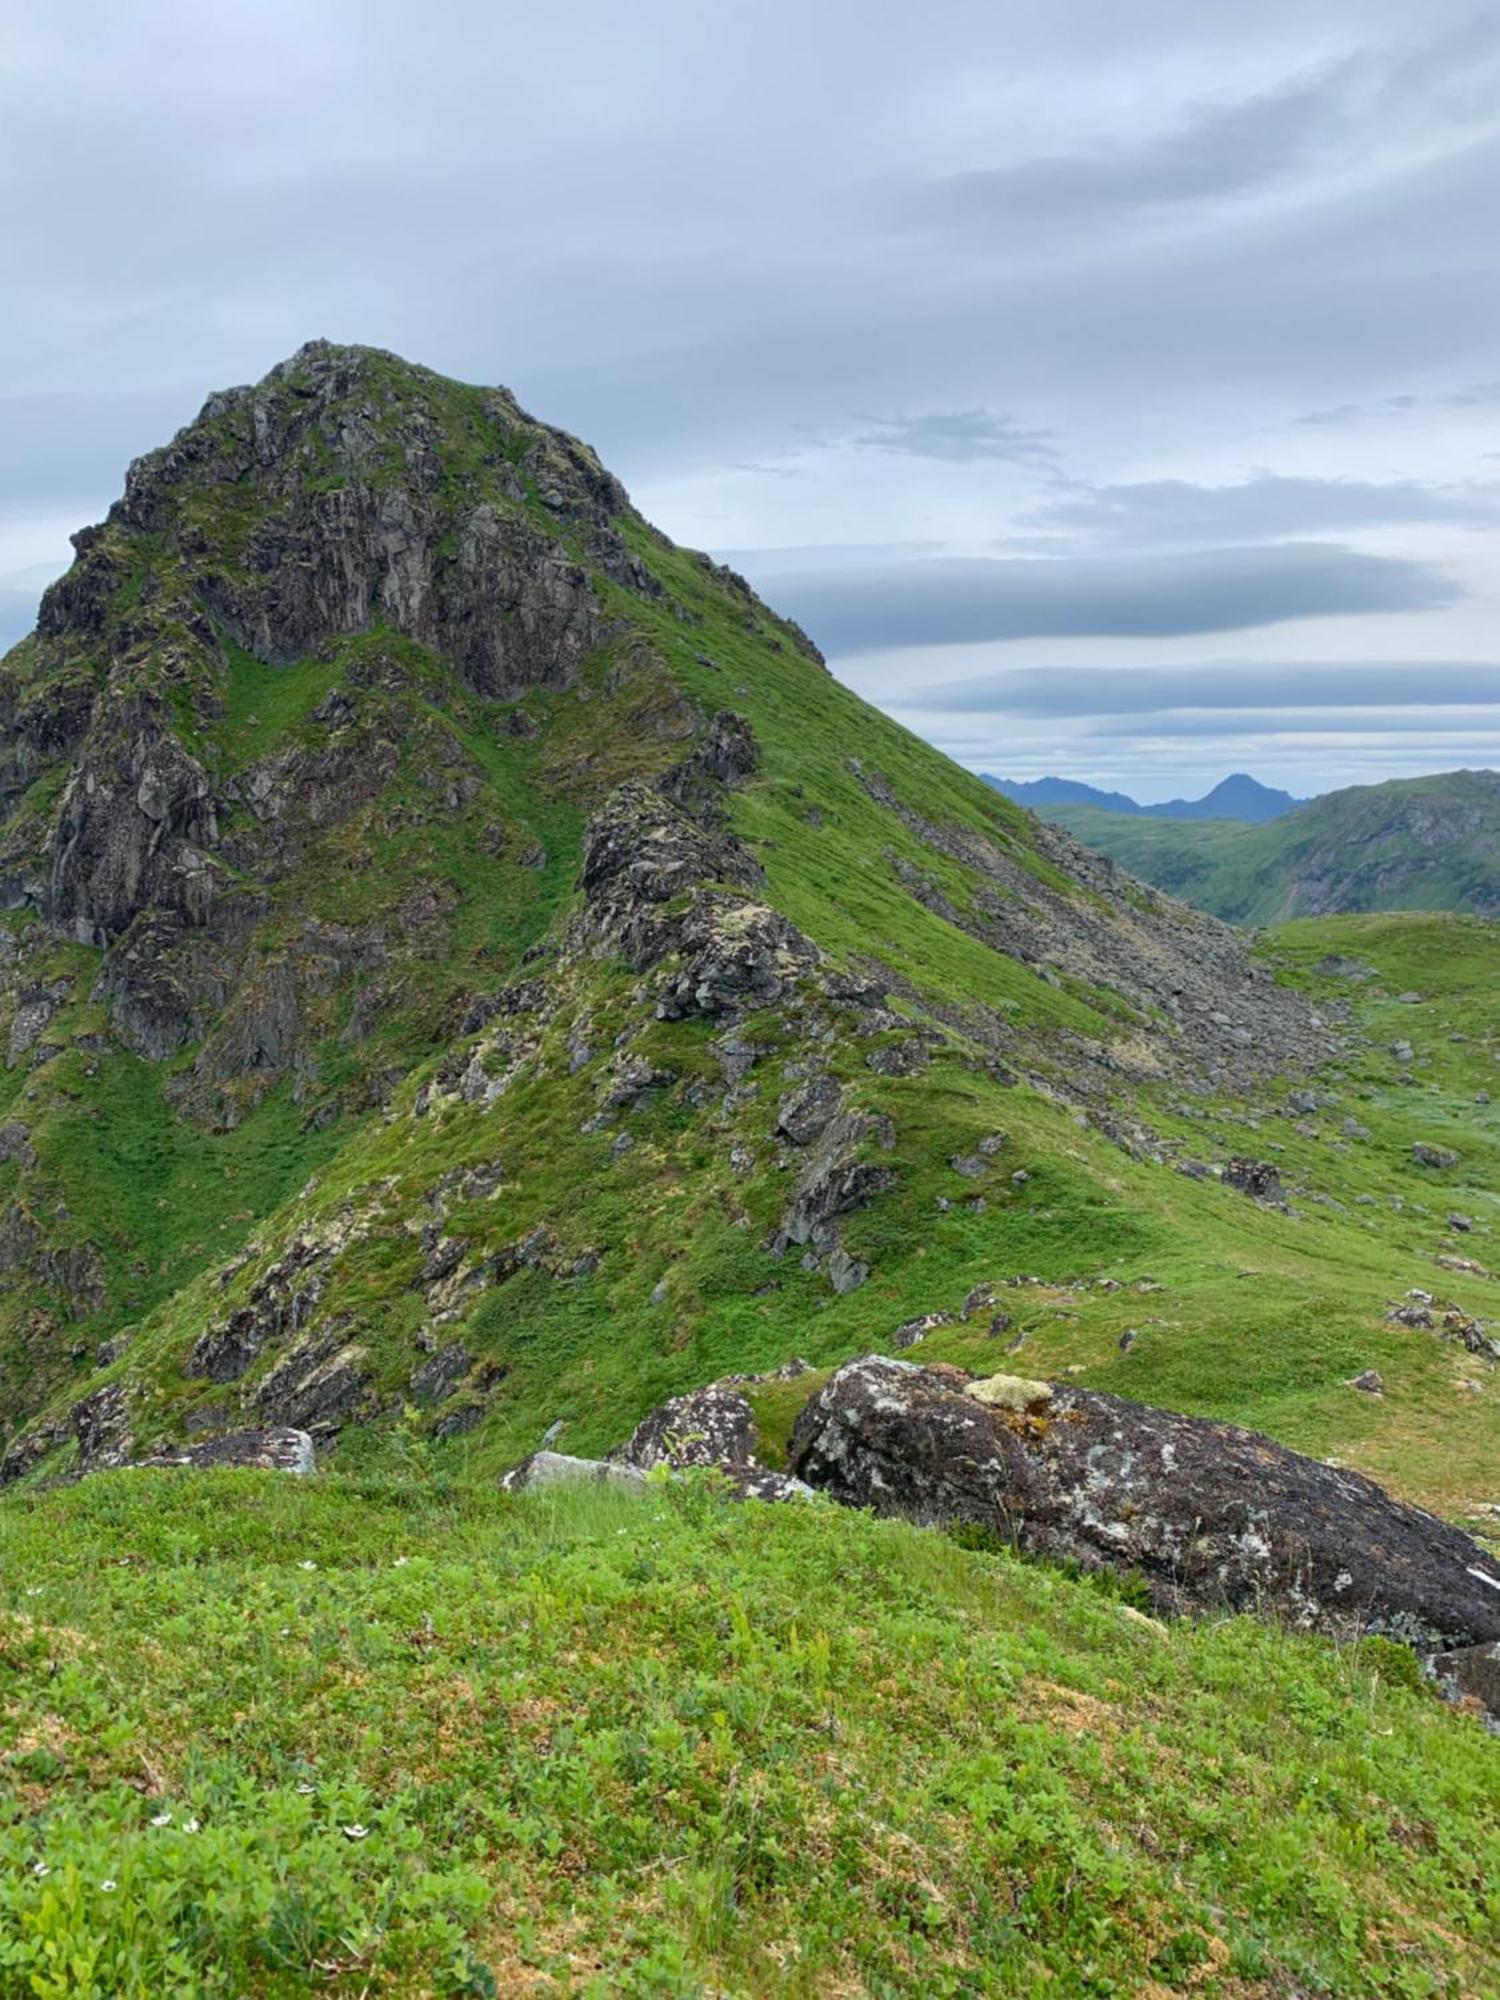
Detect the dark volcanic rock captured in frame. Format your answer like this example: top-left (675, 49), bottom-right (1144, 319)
top-left (408, 1341), bottom-right (472, 1405)
top-left (573, 780), bottom-right (763, 969)
top-left (253, 1329), bottom-right (371, 1435)
top-left (656, 893), bottom-right (820, 1022)
top-left (789, 1355), bottom-right (1500, 1649)
top-left (776, 1110), bottom-right (896, 1257)
top-left (658, 710), bottom-right (759, 817)
top-left (1223, 1158), bottom-right (1284, 1203)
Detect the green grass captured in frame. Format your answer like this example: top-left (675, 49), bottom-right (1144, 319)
top-left (0, 1469), bottom-right (1495, 1997)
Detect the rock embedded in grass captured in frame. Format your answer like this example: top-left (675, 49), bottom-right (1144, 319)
top-left (788, 1355), bottom-right (1500, 1656)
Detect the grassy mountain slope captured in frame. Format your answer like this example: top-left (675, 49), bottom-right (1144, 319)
top-left (1048, 770), bottom-right (1500, 923)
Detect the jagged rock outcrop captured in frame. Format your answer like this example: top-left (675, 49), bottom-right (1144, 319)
top-left (187, 1239), bottom-right (328, 1383)
top-left (788, 1356), bottom-right (1500, 1651)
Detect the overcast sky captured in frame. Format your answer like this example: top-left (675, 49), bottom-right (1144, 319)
top-left (3, 1), bottom-right (1498, 800)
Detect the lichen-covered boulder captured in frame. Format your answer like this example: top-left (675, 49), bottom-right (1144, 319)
top-left (789, 1356), bottom-right (1500, 1649)
top-left (613, 1383), bottom-right (812, 1502)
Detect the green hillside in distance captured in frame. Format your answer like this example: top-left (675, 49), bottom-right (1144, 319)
top-left (1049, 768), bottom-right (1500, 924)
top-left (1, 344), bottom-right (1497, 1994)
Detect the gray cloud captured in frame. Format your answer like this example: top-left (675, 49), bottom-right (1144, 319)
top-left (766, 545), bottom-right (1460, 655)
top-left (1297, 380), bottom-right (1500, 425)
top-left (1017, 473), bottom-right (1500, 546)
top-left (910, 661), bottom-right (1500, 717)
top-left (854, 409), bottom-right (1058, 465)
top-left (1081, 709), bottom-right (1500, 741)
top-left (890, 74), bottom-right (1345, 238)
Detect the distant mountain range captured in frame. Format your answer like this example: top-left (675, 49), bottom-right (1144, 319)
top-left (985, 772), bottom-right (1307, 824)
top-left (1041, 769), bottom-right (1500, 923)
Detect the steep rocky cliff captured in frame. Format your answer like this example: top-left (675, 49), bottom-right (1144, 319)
top-left (3, 343), bottom-right (1486, 1504)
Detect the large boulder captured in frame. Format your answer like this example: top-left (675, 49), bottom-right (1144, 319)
top-left (789, 1356), bottom-right (1500, 1651)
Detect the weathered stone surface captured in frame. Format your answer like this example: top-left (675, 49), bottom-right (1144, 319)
top-left (70, 1380), bottom-right (134, 1472)
top-left (132, 1428), bottom-right (315, 1475)
top-left (656, 894), bottom-right (819, 1021)
top-left (776, 1110), bottom-right (897, 1257)
top-left (408, 1341), bottom-right (472, 1405)
top-left (789, 1356), bottom-right (1500, 1648)
top-left (614, 1383), bottom-right (812, 1501)
top-left (1412, 1142), bottom-right (1461, 1170)
top-left (776, 1073), bottom-right (842, 1147)
top-left (658, 710), bottom-right (759, 816)
top-left (1428, 1640), bottom-right (1500, 1725)
top-left (572, 780), bottom-right (763, 969)
top-left (501, 1450), bottom-right (647, 1493)
top-left (253, 1330), bottom-right (371, 1435)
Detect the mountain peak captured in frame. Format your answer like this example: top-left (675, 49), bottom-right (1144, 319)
top-left (987, 771), bottom-right (1306, 823)
top-left (0, 344), bottom-right (1334, 1478)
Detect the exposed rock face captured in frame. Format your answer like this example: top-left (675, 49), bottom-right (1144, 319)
top-left (572, 779), bottom-right (763, 969)
top-left (130, 1428), bottom-right (315, 1475)
top-left (187, 1239), bottom-right (327, 1383)
top-left (98, 341), bottom-right (648, 696)
top-left (70, 1381), bottom-right (134, 1472)
top-left (788, 1356), bottom-right (1500, 1650)
top-left (774, 1110), bottom-right (897, 1263)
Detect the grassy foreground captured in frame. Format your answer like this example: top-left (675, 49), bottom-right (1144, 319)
top-left (1, 1469), bottom-right (1496, 1998)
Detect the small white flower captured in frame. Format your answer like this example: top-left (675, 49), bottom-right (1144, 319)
top-left (342, 1823), bottom-right (369, 1841)
top-left (150, 1812), bottom-right (172, 1828)
top-left (392, 1556), bottom-right (410, 1567)
top-left (279, 1627), bottom-right (291, 1637)
top-left (101, 1879), bottom-right (117, 1892)
top-left (25, 1586), bottom-right (43, 1598)
top-left (182, 1819), bottom-right (200, 1834)
top-left (298, 1560), bottom-right (317, 1572)
top-left (32, 1861), bottom-right (49, 1878)
top-left (295, 1782), bottom-right (317, 1796)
